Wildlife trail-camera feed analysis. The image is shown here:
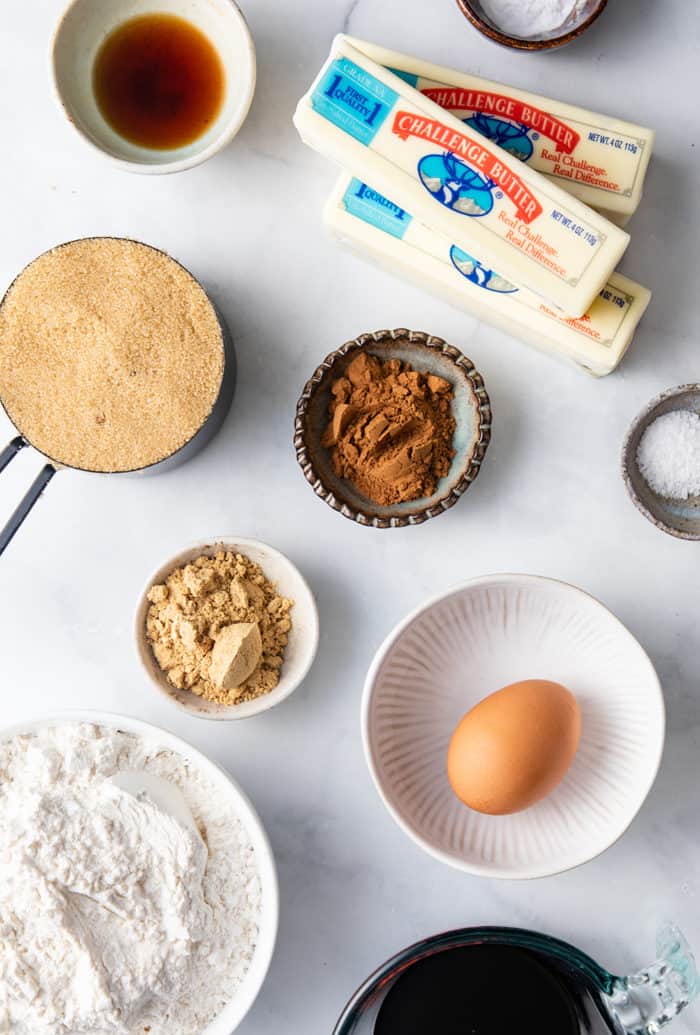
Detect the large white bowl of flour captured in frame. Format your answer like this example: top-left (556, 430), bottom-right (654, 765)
top-left (0, 711), bottom-right (278, 1035)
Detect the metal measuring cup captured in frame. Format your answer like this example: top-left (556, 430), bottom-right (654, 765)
top-left (0, 237), bottom-right (236, 555)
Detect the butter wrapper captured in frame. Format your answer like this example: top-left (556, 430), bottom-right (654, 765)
top-left (347, 37), bottom-right (654, 226)
top-left (294, 35), bottom-right (630, 317)
top-left (326, 173), bottom-right (650, 376)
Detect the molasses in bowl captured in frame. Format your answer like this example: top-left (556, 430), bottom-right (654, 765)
top-left (334, 926), bottom-right (699, 1035)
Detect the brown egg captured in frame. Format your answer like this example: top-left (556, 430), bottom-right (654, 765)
top-left (446, 679), bottom-right (581, 815)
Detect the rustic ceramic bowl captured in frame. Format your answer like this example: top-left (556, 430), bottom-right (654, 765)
top-left (135, 537), bottom-right (319, 720)
top-left (52, 0), bottom-right (256, 173)
top-left (294, 329), bottom-right (492, 529)
top-left (621, 384), bottom-right (700, 541)
top-left (362, 574), bottom-right (665, 879)
top-left (456, 0), bottom-right (608, 50)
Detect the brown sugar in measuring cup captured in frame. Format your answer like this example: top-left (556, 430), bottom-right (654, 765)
top-left (0, 237), bottom-right (235, 555)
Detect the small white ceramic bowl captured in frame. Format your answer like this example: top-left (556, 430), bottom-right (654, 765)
top-left (362, 574), bottom-right (665, 880)
top-left (0, 710), bottom-right (278, 1035)
top-left (136, 537), bottom-right (320, 720)
top-left (52, 0), bottom-right (256, 173)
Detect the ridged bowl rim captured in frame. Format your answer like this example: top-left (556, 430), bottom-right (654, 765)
top-left (361, 572), bottom-right (665, 879)
top-left (293, 328), bottom-right (492, 529)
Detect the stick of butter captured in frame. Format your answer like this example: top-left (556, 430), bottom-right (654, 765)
top-left (294, 35), bottom-right (629, 317)
top-left (325, 174), bottom-right (650, 376)
top-left (346, 37), bottom-right (654, 227)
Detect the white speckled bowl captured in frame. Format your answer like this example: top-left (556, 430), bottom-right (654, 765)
top-left (135, 537), bottom-right (319, 720)
top-left (52, 0), bottom-right (256, 173)
top-left (362, 574), bottom-right (665, 879)
top-left (0, 710), bottom-right (279, 1035)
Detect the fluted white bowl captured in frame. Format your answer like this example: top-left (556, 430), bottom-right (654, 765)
top-left (362, 574), bottom-right (664, 879)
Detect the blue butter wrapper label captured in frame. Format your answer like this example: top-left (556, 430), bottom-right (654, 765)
top-left (342, 179), bottom-right (413, 239)
top-left (450, 246), bottom-right (518, 294)
top-left (312, 58), bottom-right (398, 145)
top-left (387, 67), bottom-right (419, 87)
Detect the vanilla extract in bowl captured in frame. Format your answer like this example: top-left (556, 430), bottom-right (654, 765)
top-left (93, 13), bottom-right (225, 149)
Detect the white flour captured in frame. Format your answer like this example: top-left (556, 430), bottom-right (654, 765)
top-left (480, 0), bottom-right (584, 38)
top-left (0, 723), bottom-right (261, 1035)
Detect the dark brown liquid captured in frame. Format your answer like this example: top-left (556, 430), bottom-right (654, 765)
top-left (374, 945), bottom-right (581, 1035)
top-left (93, 14), bottom-right (225, 150)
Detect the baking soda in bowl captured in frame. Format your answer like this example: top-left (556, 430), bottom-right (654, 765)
top-left (479, 0), bottom-right (586, 38)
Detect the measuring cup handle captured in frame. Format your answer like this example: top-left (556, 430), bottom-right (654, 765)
top-left (0, 462), bottom-right (57, 556)
top-left (0, 435), bottom-right (27, 473)
top-left (606, 925), bottom-right (699, 1033)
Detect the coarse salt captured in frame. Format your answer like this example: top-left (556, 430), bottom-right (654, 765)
top-left (636, 409), bottom-right (700, 500)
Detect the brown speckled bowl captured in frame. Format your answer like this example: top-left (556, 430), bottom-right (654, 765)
top-left (456, 0), bottom-right (608, 50)
top-left (621, 384), bottom-right (700, 541)
top-left (294, 328), bottom-right (491, 529)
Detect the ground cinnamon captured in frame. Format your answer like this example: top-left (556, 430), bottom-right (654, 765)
top-left (322, 351), bottom-right (456, 506)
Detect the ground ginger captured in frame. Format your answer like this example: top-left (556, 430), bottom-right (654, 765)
top-left (146, 551), bottom-right (293, 706)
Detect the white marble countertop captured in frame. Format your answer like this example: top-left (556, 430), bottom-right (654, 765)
top-left (1, 1), bottom-right (699, 1032)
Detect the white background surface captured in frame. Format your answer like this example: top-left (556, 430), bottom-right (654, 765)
top-left (1, 1), bottom-right (699, 1032)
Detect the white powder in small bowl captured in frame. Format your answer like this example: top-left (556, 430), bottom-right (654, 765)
top-left (479, 0), bottom-right (585, 38)
top-left (0, 723), bottom-right (262, 1035)
top-left (636, 409), bottom-right (700, 500)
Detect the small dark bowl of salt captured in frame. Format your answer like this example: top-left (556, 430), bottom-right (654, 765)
top-left (622, 384), bottom-right (700, 541)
